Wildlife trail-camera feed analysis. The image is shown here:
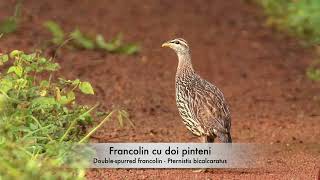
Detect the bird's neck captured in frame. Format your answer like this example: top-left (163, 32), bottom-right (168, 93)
top-left (176, 52), bottom-right (194, 78)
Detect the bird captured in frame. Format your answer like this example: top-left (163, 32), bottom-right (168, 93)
top-left (162, 38), bottom-right (232, 143)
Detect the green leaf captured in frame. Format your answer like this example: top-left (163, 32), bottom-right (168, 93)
top-left (58, 96), bottom-right (69, 105)
top-left (20, 53), bottom-right (36, 62)
top-left (96, 33), bottom-right (140, 54)
top-left (43, 20), bottom-right (65, 45)
top-left (58, 91), bottom-right (76, 105)
top-left (0, 17), bottom-right (17, 34)
top-left (112, 33), bottom-right (123, 47)
top-left (306, 67), bottom-right (320, 81)
top-left (39, 57), bottom-right (47, 63)
top-left (44, 62), bottom-right (60, 71)
top-left (0, 79), bottom-right (13, 93)
top-left (9, 50), bottom-right (23, 58)
top-left (95, 34), bottom-right (108, 49)
top-left (0, 54), bottom-right (9, 64)
top-left (95, 34), bottom-right (119, 52)
top-left (16, 78), bottom-right (28, 89)
top-left (31, 97), bottom-right (58, 108)
top-left (7, 66), bottom-right (23, 77)
top-left (118, 43), bottom-right (140, 55)
top-left (0, 94), bottom-right (9, 113)
top-left (40, 80), bottom-right (50, 88)
top-left (29, 123), bottom-right (38, 130)
top-left (70, 29), bottom-right (95, 49)
top-left (72, 79), bottom-right (81, 86)
top-left (67, 91), bottom-right (75, 101)
top-left (79, 82), bottom-right (94, 95)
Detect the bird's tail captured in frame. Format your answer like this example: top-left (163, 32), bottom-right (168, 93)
top-left (218, 132), bottom-right (232, 143)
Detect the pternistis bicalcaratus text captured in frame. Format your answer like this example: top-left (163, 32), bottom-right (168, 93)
top-left (162, 38), bottom-right (232, 143)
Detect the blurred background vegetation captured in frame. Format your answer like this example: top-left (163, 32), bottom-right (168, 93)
top-left (256, 0), bottom-right (320, 81)
top-left (258, 0), bottom-right (320, 44)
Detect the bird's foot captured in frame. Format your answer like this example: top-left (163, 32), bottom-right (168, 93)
top-left (192, 168), bottom-right (207, 173)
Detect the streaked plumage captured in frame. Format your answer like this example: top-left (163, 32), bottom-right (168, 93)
top-left (162, 38), bottom-right (232, 143)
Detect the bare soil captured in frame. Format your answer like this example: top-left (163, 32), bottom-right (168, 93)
top-left (0, 0), bottom-right (319, 179)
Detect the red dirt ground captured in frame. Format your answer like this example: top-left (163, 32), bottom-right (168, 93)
top-left (0, 0), bottom-right (319, 179)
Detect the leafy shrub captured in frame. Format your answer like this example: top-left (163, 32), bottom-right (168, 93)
top-left (257, 0), bottom-right (320, 81)
top-left (0, 50), bottom-right (128, 179)
top-left (257, 0), bottom-right (320, 44)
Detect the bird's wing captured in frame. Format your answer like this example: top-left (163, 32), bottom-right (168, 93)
top-left (190, 78), bottom-right (231, 134)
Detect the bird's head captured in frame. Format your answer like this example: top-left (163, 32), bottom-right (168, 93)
top-left (162, 38), bottom-right (190, 55)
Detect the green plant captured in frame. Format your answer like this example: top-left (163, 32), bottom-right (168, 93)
top-left (306, 67), bottom-right (320, 81)
top-left (257, 0), bottom-right (320, 45)
top-left (0, 141), bottom-right (90, 179)
top-left (70, 29), bottom-right (96, 50)
top-left (43, 20), bottom-right (140, 55)
top-left (306, 56), bottom-right (320, 81)
top-left (43, 21), bottom-right (65, 45)
top-left (0, 50), bottom-right (130, 179)
top-left (0, 0), bottom-right (22, 35)
top-left (95, 33), bottom-right (140, 55)
top-left (0, 18), bottom-right (18, 34)
top-left (257, 0), bottom-right (320, 81)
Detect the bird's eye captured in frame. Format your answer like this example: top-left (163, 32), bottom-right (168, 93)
top-left (174, 41), bottom-right (180, 44)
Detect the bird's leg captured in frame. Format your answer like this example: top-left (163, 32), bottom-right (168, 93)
top-left (193, 136), bottom-right (209, 173)
top-left (207, 135), bottom-right (215, 143)
top-left (200, 136), bottom-right (215, 143)
top-left (201, 136), bottom-right (208, 143)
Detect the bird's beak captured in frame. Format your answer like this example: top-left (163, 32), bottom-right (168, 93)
top-left (161, 42), bottom-right (171, 48)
